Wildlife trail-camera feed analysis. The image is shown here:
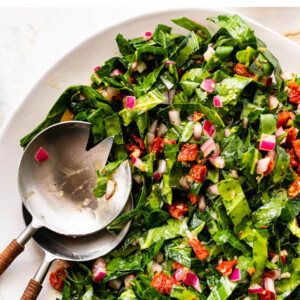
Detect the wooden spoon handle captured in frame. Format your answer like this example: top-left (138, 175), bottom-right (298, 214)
top-left (0, 239), bottom-right (24, 275)
top-left (20, 279), bottom-right (42, 300)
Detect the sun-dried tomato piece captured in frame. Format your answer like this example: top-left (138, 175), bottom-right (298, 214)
top-left (187, 193), bottom-right (200, 204)
top-left (285, 128), bottom-right (298, 145)
top-left (189, 164), bottom-right (207, 183)
top-left (292, 140), bottom-right (300, 160)
top-left (264, 156), bottom-right (274, 176)
top-left (193, 111), bottom-right (205, 122)
top-left (216, 259), bottom-right (238, 277)
top-left (277, 111), bottom-right (295, 128)
top-left (288, 176), bottom-right (300, 199)
top-left (233, 63), bottom-right (258, 81)
top-left (260, 290), bottom-right (272, 300)
top-left (151, 137), bottom-right (176, 157)
top-left (151, 272), bottom-right (180, 294)
top-left (163, 138), bottom-right (176, 145)
top-left (131, 134), bottom-right (145, 149)
top-left (125, 143), bottom-right (143, 158)
top-left (287, 81), bottom-right (300, 104)
top-left (187, 239), bottom-right (209, 261)
top-left (178, 144), bottom-right (199, 162)
top-left (167, 202), bottom-right (189, 219)
top-left (172, 261), bottom-right (184, 269)
top-left (287, 149), bottom-right (298, 168)
top-left (49, 268), bottom-right (67, 291)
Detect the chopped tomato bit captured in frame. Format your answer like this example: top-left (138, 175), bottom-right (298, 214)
top-left (260, 290), bottom-right (272, 300)
top-left (125, 143), bottom-right (143, 158)
top-left (264, 156), bottom-right (274, 176)
top-left (189, 164), bottom-right (207, 183)
top-left (193, 111), bottom-right (205, 122)
top-left (151, 272), bottom-right (180, 294)
top-left (173, 261), bottom-right (184, 269)
top-left (281, 255), bottom-right (286, 265)
top-left (277, 111), bottom-right (295, 128)
top-left (285, 128), bottom-right (298, 145)
top-left (178, 144), bottom-right (198, 162)
top-left (187, 239), bottom-right (209, 261)
top-left (287, 81), bottom-right (300, 104)
top-left (49, 267), bottom-right (67, 291)
top-left (288, 176), bottom-right (300, 199)
top-left (151, 137), bottom-right (176, 156)
top-left (131, 134), bottom-right (145, 149)
top-left (216, 259), bottom-right (238, 277)
top-left (292, 140), bottom-right (300, 160)
top-left (167, 202), bottom-right (189, 219)
top-left (287, 149), bottom-right (298, 168)
top-left (188, 193), bottom-right (200, 204)
top-left (233, 63), bottom-right (258, 81)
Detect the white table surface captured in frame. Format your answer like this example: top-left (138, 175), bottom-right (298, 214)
top-left (0, 7), bottom-right (300, 129)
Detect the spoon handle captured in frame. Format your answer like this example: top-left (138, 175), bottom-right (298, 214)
top-left (20, 279), bottom-right (42, 300)
top-left (0, 239), bottom-right (24, 275)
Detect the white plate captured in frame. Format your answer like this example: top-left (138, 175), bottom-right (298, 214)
top-left (0, 7), bottom-right (300, 300)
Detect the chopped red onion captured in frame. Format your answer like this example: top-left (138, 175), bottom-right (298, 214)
top-left (203, 120), bottom-right (216, 138)
top-left (230, 268), bottom-right (241, 281)
top-left (203, 43), bottom-right (215, 62)
top-left (209, 184), bottom-right (219, 195)
top-left (124, 274), bottom-right (135, 290)
top-left (269, 95), bottom-right (279, 110)
top-left (187, 115), bottom-right (194, 122)
top-left (179, 175), bottom-right (190, 190)
top-left (224, 128), bottom-right (232, 137)
top-left (263, 277), bottom-right (276, 299)
top-left (198, 196), bottom-right (206, 212)
top-left (92, 258), bottom-right (106, 283)
top-left (193, 123), bottom-right (203, 140)
top-left (209, 156), bottom-right (225, 169)
top-left (109, 279), bottom-right (122, 290)
top-left (143, 32), bottom-right (152, 41)
top-left (34, 147), bottom-right (50, 163)
top-left (151, 261), bottom-right (163, 274)
top-left (131, 61), bottom-right (138, 71)
top-left (153, 171), bottom-right (162, 181)
top-left (106, 180), bottom-right (116, 200)
top-left (136, 62), bottom-right (147, 73)
top-left (133, 174), bottom-right (142, 184)
top-left (268, 150), bottom-right (276, 159)
top-left (169, 110), bottom-right (181, 126)
top-left (147, 132), bottom-right (155, 152)
top-left (168, 89), bottom-right (175, 104)
top-left (192, 274), bottom-right (201, 293)
top-left (165, 60), bottom-right (176, 66)
top-left (297, 104), bottom-right (300, 114)
top-left (157, 123), bottom-right (168, 137)
top-left (93, 66), bottom-right (100, 72)
top-left (150, 120), bottom-right (158, 134)
top-left (183, 271), bottom-right (196, 286)
top-left (110, 69), bottom-right (123, 77)
top-left (257, 156), bottom-right (271, 175)
top-left (200, 79), bottom-right (216, 93)
top-left (173, 267), bottom-right (189, 282)
top-left (131, 157), bottom-right (145, 171)
top-left (275, 126), bottom-right (285, 138)
top-left (126, 96), bottom-right (136, 109)
top-left (248, 284), bottom-right (263, 294)
top-left (158, 159), bottom-right (167, 174)
top-left (201, 138), bottom-right (216, 157)
top-left (259, 134), bottom-right (276, 151)
top-left (213, 96), bottom-right (223, 107)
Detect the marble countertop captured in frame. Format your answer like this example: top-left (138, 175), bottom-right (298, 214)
top-left (0, 6), bottom-right (300, 129)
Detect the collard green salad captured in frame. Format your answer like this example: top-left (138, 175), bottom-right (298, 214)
top-left (21, 14), bottom-right (300, 300)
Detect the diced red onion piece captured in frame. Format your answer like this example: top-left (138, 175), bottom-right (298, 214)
top-left (136, 62), bottom-right (147, 73)
top-left (106, 180), bottom-right (116, 200)
top-left (92, 258), bottom-right (106, 283)
top-left (193, 123), bottom-right (203, 140)
top-left (124, 274), bottom-right (135, 290)
top-left (281, 71), bottom-right (293, 80)
top-left (109, 279), bottom-right (122, 290)
top-left (213, 96), bottom-right (222, 107)
top-left (203, 120), bottom-right (216, 138)
top-left (209, 156), bottom-right (225, 169)
top-left (242, 117), bottom-right (248, 129)
top-left (150, 120), bottom-right (158, 134)
top-left (224, 128), bottom-right (231, 137)
top-left (200, 79), bottom-right (216, 93)
top-left (110, 69), bottom-right (123, 77)
top-left (179, 175), bottom-right (190, 190)
top-left (126, 96), bottom-right (136, 109)
top-left (263, 277), bottom-right (276, 299)
top-left (133, 174), bottom-right (142, 184)
top-left (248, 284), bottom-right (264, 294)
top-left (34, 147), bottom-right (50, 163)
top-left (256, 156), bottom-right (271, 175)
top-left (268, 150), bottom-right (276, 159)
top-left (168, 89), bottom-right (175, 104)
top-left (187, 115), bottom-right (194, 122)
top-left (169, 110), bottom-right (181, 126)
top-left (259, 134), bottom-right (276, 151)
top-left (183, 272), bottom-right (199, 288)
top-left (201, 138), bottom-right (216, 157)
top-left (155, 252), bottom-right (164, 264)
top-left (269, 95), bottom-right (279, 110)
top-left (173, 268), bottom-right (185, 281)
top-left (209, 184), bottom-right (219, 195)
top-left (151, 261), bottom-right (163, 274)
top-left (275, 126), bottom-right (285, 138)
top-left (147, 132), bottom-right (155, 153)
top-left (158, 159), bottom-right (167, 174)
top-left (131, 157), bottom-right (145, 171)
top-left (93, 66), bottom-right (100, 72)
top-left (153, 171), bottom-right (162, 181)
top-left (198, 196), bottom-right (206, 212)
top-left (192, 274), bottom-right (201, 293)
top-left (143, 31), bottom-right (152, 41)
top-left (203, 43), bottom-right (215, 62)
top-left (157, 123), bottom-right (168, 137)
top-left (165, 60), bottom-right (176, 66)
top-left (131, 61), bottom-right (138, 71)
top-left (230, 268), bottom-right (241, 281)
top-left (297, 104), bottom-right (300, 114)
